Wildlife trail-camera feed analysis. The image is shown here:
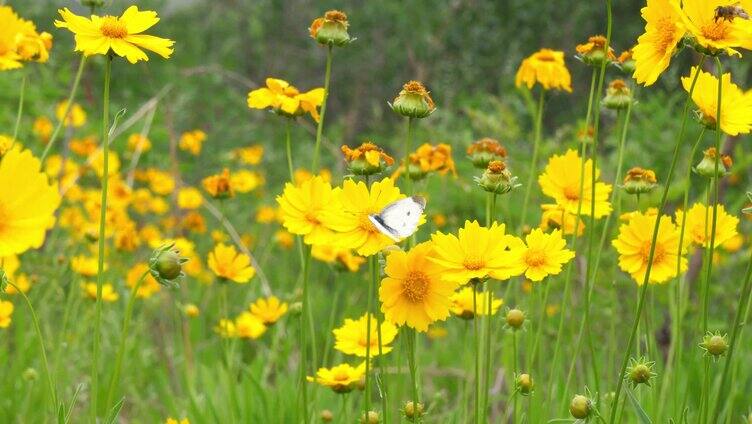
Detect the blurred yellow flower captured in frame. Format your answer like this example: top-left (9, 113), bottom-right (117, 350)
top-left (177, 187), bottom-right (203, 210)
top-left (88, 149), bottom-right (120, 178)
top-left (449, 286), bottom-right (503, 319)
top-left (249, 296), bottom-right (288, 325)
top-left (181, 211), bottom-right (206, 234)
top-left (55, 6), bottom-right (174, 63)
top-left (0, 147), bottom-right (61, 256)
top-left (33, 117), bottom-right (53, 143)
top-left (311, 244), bottom-right (366, 272)
top-left (380, 242), bottom-right (459, 332)
top-left (396, 142), bottom-right (456, 180)
top-left (183, 304), bottom-right (200, 318)
top-left (294, 168), bottom-right (332, 185)
top-left (165, 418), bottom-right (189, 424)
top-left (247, 78), bottom-right (325, 122)
top-left (127, 133), bottom-right (151, 152)
top-left (309, 362), bottom-right (365, 393)
top-left (70, 136), bottom-right (98, 156)
top-left (146, 168), bottom-right (175, 195)
top-left (202, 169), bottom-right (234, 199)
top-left (0, 135), bottom-right (14, 157)
top-left (681, 66), bottom-right (752, 136)
top-left (632, 0), bottom-right (686, 86)
top-left (208, 243), bottom-right (255, 283)
top-left (179, 130), bottom-right (206, 155)
top-left (540, 204), bottom-right (585, 236)
top-left (333, 313), bottom-right (398, 357)
top-left (6, 273), bottom-right (32, 295)
top-left (82, 282), bottom-right (119, 302)
top-left (275, 230), bottom-right (295, 249)
top-left (231, 170), bottom-right (263, 193)
top-left (515, 49), bottom-right (572, 92)
top-left (255, 205), bottom-right (278, 224)
top-left (0, 6), bottom-right (52, 70)
top-left (0, 301), bottom-right (13, 328)
top-left (72, 255), bottom-right (103, 277)
top-left (55, 101), bottom-right (86, 127)
top-left (277, 175), bottom-right (340, 246)
top-left (506, 229), bottom-right (575, 281)
top-left (675, 202), bottom-right (739, 248)
top-left (126, 263), bottom-right (161, 299)
top-left (539, 149), bottom-right (612, 218)
top-left (234, 145), bottom-right (264, 165)
top-left (234, 312), bottom-right (267, 339)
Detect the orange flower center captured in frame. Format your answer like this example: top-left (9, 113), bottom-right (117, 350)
top-left (305, 212), bottom-right (321, 226)
top-left (535, 51), bottom-right (557, 62)
top-left (403, 271), bottom-right (430, 302)
top-left (701, 21), bottom-right (729, 42)
top-left (463, 255), bottom-right (485, 271)
top-left (524, 249), bottom-right (547, 267)
top-left (563, 186), bottom-right (580, 201)
top-left (0, 204), bottom-right (7, 235)
top-left (333, 369), bottom-right (351, 381)
top-left (656, 17), bottom-right (679, 53)
top-left (640, 241), bottom-right (666, 264)
top-left (100, 17), bottom-right (128, 39)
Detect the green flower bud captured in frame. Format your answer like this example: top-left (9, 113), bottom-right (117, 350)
top-left (622, 167), bottom-right (658, 195)
top-left (694, 148), bottom-right (732, 178)
top-left (309, 11), bottom-right (353, 47)
top-left (22, 368), bottom-right (39, 382)
top-left (320, 409), bottom-right (334, 422)
top-left (390, 81), bottom-right (436, 119)
top-left (700, 331), bottom-right (728, 358)
top-left (475, 160), bottom-right (520, 195)
top-left (625, 357), bottom-right (657, 387)
top-left (617, 49), bottom-right (636, 75)
top-left (403, 401), bottom-right (424, 422)
top-left (467, 138), bottom-right (507, 170)
top-left (603, 79), bottom-right (634, 110)
top-left (569, 394), bottom-right (592, 419)
top-left (360, 410), bottom-right (380, 424)
top-left (505, 308), bottom-right (525, 330)
top-left (341, 142), bottom-right (394, 176)
top-left (517, 373), bottom-right (534, 395)
top-left (149, 243), bottom-right (188, 288)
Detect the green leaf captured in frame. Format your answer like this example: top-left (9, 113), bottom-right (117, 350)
top-left (625, 388), bottom-right (653, 424)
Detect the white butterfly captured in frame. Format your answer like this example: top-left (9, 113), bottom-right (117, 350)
top-left (368, 196), bottom-right (426, 242)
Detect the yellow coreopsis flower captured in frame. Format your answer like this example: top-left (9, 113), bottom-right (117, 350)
top-left (540, 204), bottom-right (585, 236)
top-left (247, 78), bottom-right (325, 122)
top-left (234, 145), bottom-right (264, 165)
top-left (681, 66), bottom-right (752, 136)
top-left (127, 133), bottom-right (151, 152)
top-left (234, 312), bottom-right (267, 339)
top-left (0, 147), bottom-right (61, 256)
top-left (202, 169), bottom-right (234, 199)
top-left (249, 296), bottom-right (289, 325)
top-left (179, 130), bottom-right (206, 155)
top-left (0, 6), bottom-right (52, 70)
top-left (255, 205), bottom-right (279, 224)
top-left (82, 282), bottom-right (119, 302)
top-left (449, 286), bottom-right (503, 319)
top-left (165, 418), bottom-right (189, 424)
top-left (327, 178), bottom-right (411, 256)
top-left (33, 117), bottom-right (53, 143)
top-left (539, 149), bottom-right (613, 218)
top-left (333, 313), bottom-right (399, 357)
top-left (177, 187), bottom-right (203, 210)
top-left (276, 175), bottom-right (341, 246)
top-left (429, 220), bottom-right (521, 283)
top-left (72, 255), bottom-right (104, 277)
top-left (612, 211), bottom-right (687, 284)
top-left (515, 49), bottom-right (572, 92)
top-left (231, 169), bottom-right (263, 193)
top-left (0, 301), bottom-right (14, 328)
top-left (675, 202), bottom-right (739, 248)
top-left (207, 243), bottom-right (255, 284)
top-left (56, 101), bottom-right (87, 127)
top-left (506, 229), bottom-right (575, 282)
top-left (309, 362), bottom-right (366, 393)
top-left (55, 6), bottom-right (174, 63)
top-left (275, 230), bottom-right (295, 249)
top-left (6, 273), bottom-right (32, 295)
top-left (632, 0), bottom-right (686, 86)
top-left (677, 0), bottom-right (752, 56)
top-left (311, 244), bottom-right (366, 272)
top-left (380, 242), bottom-right (459, 332)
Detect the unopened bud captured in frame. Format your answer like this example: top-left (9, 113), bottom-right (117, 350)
top-left (700, 331), bottom-right (728, 358)
top-left (309, 10), bottom-right (353, 47)
top-left (603, 79), bottom-right (633, 110)
top-left (475, 160), bottom-right (520, 195)
top-left (390, 81), bottom-right (436, 119)
top-left (517, 373), bottom-right (534, 395)
top-left (403, 401), bottom-right (424, 421)
top-left (320, 409), bottom-right (334, 422)
top-left (149, 243), bottom-right (188, 288)
top-left (625, 357), bottom-right (656, 387)
top-left (622, 167), bottom-right (657, 195)
top-left (506, 308), bottom-right (525, 330)
top-left (360, 410), bottom-right (380, 424)
top-left (569, 394), bottom-right (592, 419)
top-left (575, 35), bottom-right (616, 67)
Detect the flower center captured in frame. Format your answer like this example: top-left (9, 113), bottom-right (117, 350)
top-left (463, 255), bottom-right (485, 271)
top-left (359, 214), bottom-right (379, 234)
top-left (564, 186), bottom-right (580, 201)
top-left (100, 17), bottom-right (128, 39)
top-left (656, 18), bottom-right (678, 53)
top-left (640, 241), bottom-right (665, 264)
top-left (305, 212), bottom-right (321, 226)
top-left (701, 21), bottom-right (729, 41)
top-left (0, 204), bottom-right (7, 235)
top-left (333, 369), bottom-right (351, 381)
top-left (524, 249), bottom-right (547, 267)
top-left (403, 271), bottom-right (430, 302)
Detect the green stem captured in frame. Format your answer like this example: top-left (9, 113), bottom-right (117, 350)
top-left (41, 56), bottom-right (87, 162)
top-left (608, 53), bottom-right (707, 424)
top-left (90, 55), bottom-right (112, 423)
top-left (518, 90), bottom-right (546, 232)
top-left (473, 286), bottom-right (480, 423)
top-left (403, 117), bottom-right (414, 195)
top-left (285, 120), bottom-right (294, 181)
top-left (512, 331), bottom-right (519, 423)
top-left (299, 245), bottom-right (312, 424)
top-left (12, 73), bottom-right (26, 143)
top-left (374, 254), bottom-right (389, 424)
top-left (481, 194), bottom-right (497, 417)
top-left (311, 46), bottom-right (332, 172)
top-left (365, 256), bottom-right (375, 418)
top-left (407, 329), bottom-right (420, 423)
top-left (105, 270), bottom-right (149, 410)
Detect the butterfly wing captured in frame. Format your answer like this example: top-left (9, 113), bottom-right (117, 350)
top-left (369, 196), bottom-right (426, 241)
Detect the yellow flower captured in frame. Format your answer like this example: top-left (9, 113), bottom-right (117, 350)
top-left (274, 230), bottom-right (295, 249)
top-left (341, 141), bottom-right (395, 176)
top-left (55, 101), bottom-right (87, 127)
top-left (88, 149), bottom-right (121, 178)
top-left (146, 168), bottom-right (175, 195)
top-left (177, 187), bottom-right (203, 210)
top-left (0, 300), bottom-right (13, 328)
top-left (515, 49), bottom-right (572, 92)
top-left (183, 304), bottom-right (200, 318)
top-left (632, 0), bottom-right (686, 86)
top-left (249, 296), bottom-right (289, 325)
top-left (231, 170), bottom-right (263, 193)
top-left (538, 149), bottom-right (613, 218)
top-left (0, 147), bottom-right (61, 256)
top-left (277, 175), bottom-right (340, 246)
top-left (0, 135), bottom-right (14, 156)
top-left (165, 418), bottom-right (189, 424)
top-left (427, 325), bottom-right (448, 340)
top-left (247, 78), bottom-right (325, 122)
top-left (678, 0), bottom-right (752, 56)
top-left (6, 273), bottom-right (32, 295)
top-left (207, 243), bottom-right (255, 283)
top-left (380, 242), bottom-right (459, 331)
top-left (234, 312), bottom-right (267, 339)
top-left (126, 263), bottom-right (161, 299)
top-left (294, 168), bottom-right (332, 185)
top-left (55, 6), bottom-right (174, 63)
top-left (449, 286), bottom-right (503, 319)
top-left (327, 178), bottom-right (410, 256)
top-left (255, 205), bottom-right (279, 224)
top-left (506, 229), bottom-right (575, 282)
top-left (202, 169), bottom-right (234, 199)
top-left (396, 143), bottom-right (457, 181)
top-left (234, 145), bottom-right (264, 165)
top-left (311, 244), bottom-right (366, 272)
top-left (722, 233), bottom-right (744, 252)
top-left (682, 66), bottom-right (752, 136)
top-left (69, 136), bottom-right (98, 157)
top-left (675, 202), bottom-right (739, 248)
top-left (612, 211), bottom-right (687, 284)
top-left (179, 130), bottom-right (206, 155)
top-left (216, 319), bottom-right (237, 338)
top-left (429, 220), bottom-right (520, 283)
top-left (540, 204), bottom-right (585, 236)
top-left (82, 282), bottom-right (119, 302)
top-left (127, 133), bottom-right (151, 152)
top-left (0, 6), bottom-right (52, 70)
top-left (333, 313), bottom-right (399, 357)
top-left (575, 35), bottom-right (617, 65)
top-left (33, 117), bottom-right (53, 143)
top-left (181, 211), bottom-right (206, 234)
top-left (309, 362), bottom-right (366, 393)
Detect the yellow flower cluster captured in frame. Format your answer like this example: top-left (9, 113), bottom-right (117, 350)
top-left (0, 6), bottom-right (52, 71)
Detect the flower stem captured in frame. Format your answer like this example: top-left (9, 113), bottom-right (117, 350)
top-left (473, 286), bottom-right (480, 423)
top-left (12, 72), bottom-right (26, 144)
top-left (285, 119), bottom-right (294, 181)
top-left (512, 331), bottom-right (519, 422)
top-left (311, 46), bottom-right (333, 172)
top-left (105, 270), bottom-right (149, 411)
top-left (403, 117), bottom-right (414, 195)
top-left (608, 53), bottom-right (706, 424)
top-left (407, 328), bottom-right (421, 423)
top-left (299, 245), bottom-right (312, 424)
top-left (481, 193), bottom-right (497, 417)
top-left (518, 90), bottom-right (545, 233)
top-left (41, 56), bottom-right (87, 162)
top-left (365, 256), bottom-right (375, 418)
top-left (90, 55), bottom-right (112, 423)
top-left (374, 253), bottom-right (389, 424)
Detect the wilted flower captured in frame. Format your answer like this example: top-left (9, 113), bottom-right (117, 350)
top-left (467, 137), bottom-right (507, 169)
top-left (622, 167), bottom-right (658, 195)
top-left (475, 160), bottom-right (520, 195)
top-left (396, 142), bottom-right (456, 181)
top-left (341, 142), bottom-right (394, 176)
top-left (309, 10), bottom-right (353, 46)
top-left (603, 79), bottom-right (634, 110)
top-left (390, 81), bottom-right (436, 119)
top-left (694, 147), bottom-right (733, 178)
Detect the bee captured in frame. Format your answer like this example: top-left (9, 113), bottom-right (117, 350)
top-left (714, 2), bottom-right (750, 22)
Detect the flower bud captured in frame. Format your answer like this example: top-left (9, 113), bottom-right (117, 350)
top-left (360, 410), bottom-right (380, 424)
top-left (617, 49), bottom-right (636, 74)
top-left (183, 303), bottom-right (200, 318)
top-left (569, 394), bottom-right (592, 419)
top-left (289, 301), bottom-right (303, 316)
top-left (694, 148), bottom-right (732, 178)
top-left (320, 409), bottom-right (334, 422)
top-left (22, 368), bottom-right (39, 382)
top-left (516, 373), bottom-right (534, 395)
top-left (403, 401), bottom-right (424, 422)
top-left (622, 167), bottom-right (657, 195)
top-left (341, 142), bottom-right (394, 176)
top-left (603, 79), bottom-right (633, 110)
top-left (625, 357), bottom-right (656, 387)
top-left (475, 161), bottom-right (520, 195)
top-left (309, 10), bottom-right (353, 47)
top-left (575, 35), bottom-right (616, 67)
top-left (467, 137), bottom-right (507, 169)
top-left (149, 243), bottom-right (188, 288)
top-left (505, 308), bottom-right (525, 330)
top-left (390, 81), bottom-right (436, 119)
top-left (700, 331), bottom-right (728, 358)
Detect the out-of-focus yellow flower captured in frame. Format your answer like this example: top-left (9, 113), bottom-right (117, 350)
top-left (678, 0), bottom-right (752, 56)
top-left (215, 319), bottom-right (237, 338)
top-left (127, 133), bottom-right (151, 152)
top-left (309, 362), bottom-right (365, 393)
top-left (126, 263), bottom-right (161, 299)
top-left (211, 230), bottom-right (228, 243)
top-left (231, 169), bottom-right (263, 193)
top-left (181, 211), bottom-right (206, 234)
top-left (249, 296), bottom-right (288, 325)
top-left (0, 147), bottom-right (61, 256)
top-left (177, 187), bottom-right (203, 210)
top-left (70, 136), bottom-right (98, 156)
top-left (432, 213), bottom-right (447, 228)
top-left (234, 312), bottom-right (267, 339)
top-left (165, 418), bottom-right (189, 424)
top-left (179, 130), bottom-right (206, 156)
top-left (183, 304), bottom-right (200, 318)
top-left (681, 66), bottom-right (752, 136)
top-left (467, 137), bottom-right (507, 169)
top-left (395, 143), bottom-right (456, 181)
top-left (0, 135), bottom-right (14, 157)
top-left (515, 49), bottom-right (572, 92)
top-left (55, 101), bottom-right (86, 128)
top-left (234, 145), bottom-right (264, 165)
top-left (247, 78), bottom-right (325, 122)
top-left (255, 205), bottom-right (278, 224)
top-left (0, 6), bottom-right (52, 70)
top-left (675, 202), bottom-right (739, 248)
top-left (202, 169), bottom-right (234, 199)
top-left (33, 117), bottom-right (53, 143)
top-left (0, 300), bottom-right (13, 328)
top-left (72, 255), bottom-right (103, 277)
top-left (427, 325), bottom-right (448, 340)
top-left (87, 149), bottom-right (120, 178)
top-left (539, 149), bottom-right (612, 218)
top-left (82, 282), bottom-right (119, 302)
top-left (333, 313), bottom-right (398, 357)
top-left (55, 6), bottom-right (174, 63)
top-left (311, 244), bottom-right (366, 272)
top-left (275, 230), bottom-right (295, 249)
top-left (277, 175), bottom-right (341, 246)
top-left (207, 243), bottom-right (255, 283)
top-left (450, 286), bottom-right (503, 319)
top-left (145, 168), bottom-right (175, 195)
top-left (506, 229), bottom-right (575, 281)
top-left (540, 204), bottom-right (585, 236)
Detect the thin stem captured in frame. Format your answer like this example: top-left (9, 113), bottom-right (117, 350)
top-left (481, 194), bottom-right (497, 417)
top-left (473, 286), bottom-right (480, 423)
top-left (608, 53), bottom-right (707, 424)
top-left (407, 329), bottom-right (420, 423)
top-left (41, 56), bottom-right (87, 162)
top-left (285, 120), bottom-right (294, 181)
top-left (403, 117), bottom-right (414, 196)
top-left (12, 73), bottom-right (27, 143)
top-left (311, 46), bottom-right (333, 172)
top-left (299, 245), bottom-right (312, 424)
top-left (512, 331), bottom-right (519, 423)
top-left (365, 256), bottom-right (375, 418)
top-left (518, 90), bottom-right (546, 232)
top-left (374, 254), bottom-right (389, 424)
top-left (105, 270), bottom-right (149, 410)
top-left (91, 55), bottom-right (112, 423)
